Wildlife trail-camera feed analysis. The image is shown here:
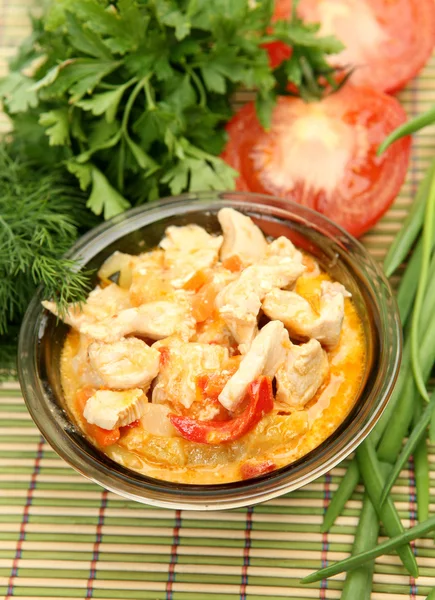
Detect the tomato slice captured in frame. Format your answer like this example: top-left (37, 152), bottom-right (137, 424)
top-left (270, 0), bottom-right (435, 93)
top-left (221, 85), bottom-right (411, 238)
top-left (169, 376), bottom-right (274, 445)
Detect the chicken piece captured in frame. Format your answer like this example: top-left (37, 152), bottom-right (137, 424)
top-left (218, 321), bottom-right (290, 412)
top-left (194, 316), bottom-right (236, 348)
top-left (160, 224), bottom-right (223, 288)
top-left (216, 255), bottom-right (305, 351)
top-left (88, 337), bottom-right (160, 389)
top-left (218, 208), bottom-right (268, 266)
top-left (84, 388), bottom-right (147, 430)
top-left (42, 284), bottom-right (131, 331)
top-left (262, 281), bottom-right (351, 348)
top-left (152, 339), bottom-right (229, 409)
top-left (266, 236), bottom-right (303, 263)
top-left (81, 298), bottom-right (195, 343)
top-left (275, 339), bottom-right (329, 410)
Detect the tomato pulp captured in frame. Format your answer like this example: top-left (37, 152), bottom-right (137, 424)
top-left (269, 0), bottom-right (435, 93)
top-left (221, 85), bottom-right (411, 238)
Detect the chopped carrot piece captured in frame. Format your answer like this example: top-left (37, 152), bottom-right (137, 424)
top-left (222, 255), bottom-right (243, 272)
top-left (191, 282), bottom-right (218, 322)
top-left (183, 269), bottom-right (210, 291)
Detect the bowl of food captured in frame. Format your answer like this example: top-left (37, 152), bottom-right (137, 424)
top-left (18, 191), bottom-right (401, 510)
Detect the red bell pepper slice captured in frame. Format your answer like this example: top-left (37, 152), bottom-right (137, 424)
top-left (240, 460), bottom-right (276, 480)
top-left (169, 376), bottom-right (274, 445)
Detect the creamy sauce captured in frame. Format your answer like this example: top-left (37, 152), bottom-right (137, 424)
top-left (60, 264), bottom-right (365, 484)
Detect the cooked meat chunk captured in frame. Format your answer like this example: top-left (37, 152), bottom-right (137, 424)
top-left (42, 283), bottom-right (131, 330)
top-left (266, 236), bottom-right (303, 263)
top-left (88, 338), bottom-right (160, 389)
top-left (152, 339), bottom-right (229, 409)
top-left (160, 224), bottom-right (222, 288)
top-left (276, 339), bottom-right (329, 410)
top-left (79, 298), bottom-right (194, 343)
top-left (218, 321), bottom-right (289, 412)
top-left (84, 388), bottom-right (147, 430)
top-left (262, 281), bottom-right (351, 348)
top-left (218, 207), bottom-right (268, 266)
top-left (216, 256), bottom-right (305, 351)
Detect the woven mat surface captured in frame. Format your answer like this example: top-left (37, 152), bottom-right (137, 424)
top-left (2, 2), bottom-right (435, 599)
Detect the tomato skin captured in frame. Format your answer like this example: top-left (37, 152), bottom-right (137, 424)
top-left (169, 376), bottom-right (274, 444)
top-left (263, 41), bottom-right (292, 69)
top-left (270, 0), bottom-right (435, 93)
top-left (221, 85), bottom-right (411, 238)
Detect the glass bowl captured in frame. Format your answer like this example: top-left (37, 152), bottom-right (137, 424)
top-left (18, 192), bottom-right (401, 510)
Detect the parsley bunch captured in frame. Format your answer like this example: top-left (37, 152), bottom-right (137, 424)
top-left (0, 0), bottom-right (344, 220)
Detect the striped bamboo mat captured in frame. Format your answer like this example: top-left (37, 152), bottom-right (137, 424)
top-left (1, 2), bottom-right (435, 599)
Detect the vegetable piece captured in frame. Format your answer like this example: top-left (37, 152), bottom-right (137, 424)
top-left (170, 376), bottom-right (274, 445)
top-left (340, 494), bottom-right (379, 600)
top-left (321, 460), bottom-right (360, 533)
top-left (378, 106), bottom-right (435, 156)
top-left (379, 391), bottom-right (435, 507)
top-left (98, 251), bottom-right (135, 289)
top-left (301, 514), bottom-right (435, 584)
top-left (271, 0), bottom-right (435, 93)
top-left (356, 439), bottom-right (418, 577)
top-left (410, 171), bottom-right (435, 402)
top-left (221, 85), bottom-right (410, 238)
top-left (414, 420), bottom-right (430, 523)
top-left (240, 460), bottom-right (276, 480)
top-left (426, 590), bottom-right (435, 600)
top-left (383, 161), bottom-right (435, 278)
top-left (191, 281), bottom-right (219, 323)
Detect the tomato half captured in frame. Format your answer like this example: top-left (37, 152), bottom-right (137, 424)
top-left (270, 0), bottom-right (435, 93)
top-left (221, 85), bottom-right (411, 238)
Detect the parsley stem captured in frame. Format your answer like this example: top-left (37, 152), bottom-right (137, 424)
top-left (121, 76), bottom-right (149, 135)
top-left (117, 136), bottom-right (125, 192)
top-left (185, 65), bottom-right (206, 109)
top-left (143, 79), bottom-right (156, 111)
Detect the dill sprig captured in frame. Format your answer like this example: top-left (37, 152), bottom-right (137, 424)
top-left (0, 144), bottom-right (93, 371)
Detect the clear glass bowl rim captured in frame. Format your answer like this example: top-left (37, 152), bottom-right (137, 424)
top-left (18, 191), bottom-right (402, 510)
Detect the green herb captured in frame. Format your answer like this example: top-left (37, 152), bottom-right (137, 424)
top-left (356, 440), bottom-right (418, 577)
top-left (379, 391), bottom-right (435, 507)
top-left (0, 0), bottom-right (345, 219)
top-left (378, 105), bottom-right (435, 155)
top-left (301, 513), bottom-right (435, 584)
top-left (0, 143), bottom-right (92, 373)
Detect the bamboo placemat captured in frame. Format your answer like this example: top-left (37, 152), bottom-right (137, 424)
top-left (1, 2), bottom-right (435, 599)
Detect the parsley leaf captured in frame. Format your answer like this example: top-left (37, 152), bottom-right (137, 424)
top-left (87, 166), bottom-right (130, 219)
top-left (39, 109), bottom-right (70, 146)
top-left (0, 0), bottom-right (346, 215)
